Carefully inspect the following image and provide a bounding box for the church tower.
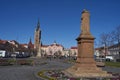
[34,19,41,57]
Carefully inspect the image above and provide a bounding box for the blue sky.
[0,0,120,48]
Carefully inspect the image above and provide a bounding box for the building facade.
[70,46,78,57]
[94,43,120,61]
[108,43,120,61]
[41,41,64,57]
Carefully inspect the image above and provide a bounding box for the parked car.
[0,50,6,57]
[105,55,114,61]
[16,53,30,58]
[0,50,11,58]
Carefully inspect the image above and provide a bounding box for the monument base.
[36,52,41,58]
[63,63,112,78]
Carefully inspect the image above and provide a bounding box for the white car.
[105,55,114,61]
[0,50,6,57]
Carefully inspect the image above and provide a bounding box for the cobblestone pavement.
[0,58,119,80]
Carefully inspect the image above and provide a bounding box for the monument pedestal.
[36,52,41,58]
[64,63,111,78]
[64,34,112,78]
[36,48,41,58]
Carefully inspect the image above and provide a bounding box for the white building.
[41,41,64,56]
[108,43,120,61]
[70,47,78,57]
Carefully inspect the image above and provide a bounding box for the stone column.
[63,9,112,78]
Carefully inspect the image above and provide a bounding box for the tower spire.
[28,37,33,49]
[36,19,40,31]
[29,37,32,44]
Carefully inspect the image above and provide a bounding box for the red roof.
[95,47,104,50]
[0,40,8,44]
[42,45,49,47]
[71,46,77,49]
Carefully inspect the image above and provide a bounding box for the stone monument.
[63,9,112,78]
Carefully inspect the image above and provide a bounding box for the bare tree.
[113,26,120,44]
[107,31,115,46]
[99,32,115,47]
[99,33,109,47]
